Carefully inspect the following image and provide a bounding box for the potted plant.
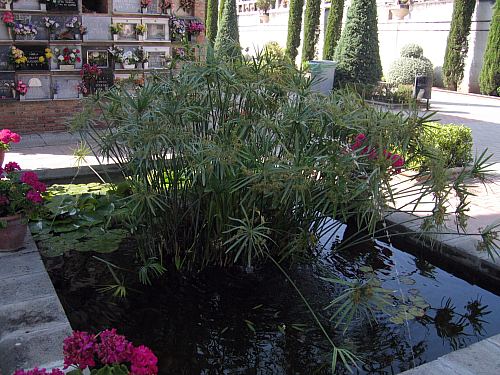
[0,129,21,167]
[2,11,15,39]
[39,0,47,11]
[256,0,272,23]
[169,17,186,42]
[64,16,81,40]
[108,46,124,69]
[8,46,27,69]
[16,80,28,101]
[54,47,81,70]
[180,0,195,13]
[122,50,139,69]
[44,17,60,40]
[13,22,38,41]
[160,0,173,15]
[135,24,147,41]
[141,0,152,13]
[187,20,204,41]
[390,0,411,20]
[80,63,102,95]
[110,23,123,41]
[0,163,46,252]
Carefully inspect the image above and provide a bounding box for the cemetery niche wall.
[0,0,204,101]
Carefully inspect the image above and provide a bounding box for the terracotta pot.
[0,149,4,167]
[0,214,27,252]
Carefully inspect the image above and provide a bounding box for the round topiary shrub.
[387,44,433,85]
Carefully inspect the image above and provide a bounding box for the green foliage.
[301,0,322,63]
[411,123,474,170]
[323,0,345,60]
[334,0,382,85]
[479,1,500,96]
[218,0,226,23]
[256,0,272,13]
[285,0,305,63]
[30,183,130,257]
[263,41,287,62]
[387,44,433,85]
[214,0,241,60]
[442,0,476,90]
[206,0,219,45]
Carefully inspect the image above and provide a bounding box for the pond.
[43,223,500,374]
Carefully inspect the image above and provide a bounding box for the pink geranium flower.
[63,331,97,369]
[4,161,21,173]
[130,345,158,375]
[97,329,134,365]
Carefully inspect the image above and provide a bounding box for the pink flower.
[32,180,47,193]
[390,154,405,173]
[26,190,43,204]
[63,331,97,369]
[4,161,21,173]
[97,329,133,365]
[10,132,21,143]
[20,171,39,186]
[0,129,12,144]
[130,345,158,375]
[352,133,366,150]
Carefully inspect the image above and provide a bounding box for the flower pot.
[5,2,11,10]
[78,93,83,99]
[40,3,46,11]
[0,214,27,252]
[11,89,16,99]
[141,7,147,13]
[7,28,13,40]
[59,64,75,71]
[143,62,149,69]
[0,149,5,167]
[53,94,58,99]
[115,62,122,69]
[122,63,135,69]
[260,14,270,24]
[113,34,119,41]
[390,5,410,20]
[20,95,26,101]
[74,33,81,40]
[138,34,144,41]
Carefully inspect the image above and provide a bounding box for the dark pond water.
[43,224,500,375]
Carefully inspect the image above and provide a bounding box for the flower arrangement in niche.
[180,0,195,12]
[53,47,81,65]
[15,80,28,96]
[159,0,173,14]
[0,129,21,151]
[169,17,186,40]
[9,46,27,66]
[140,0,152,8]
[13,22,38,38]
[44,17,60,32]
[80,63,102,80]
[37,48,53,64]
[122,51,140,66]
[65,16,80,30]
[0,164,46,219]
[135,24,147,36]
[110,23,124,35]
[108,46,125,63]
[187,20,204,35]
[1,11,15,28]
[13,330,158,375]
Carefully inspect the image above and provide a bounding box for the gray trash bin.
[309,60,337,95]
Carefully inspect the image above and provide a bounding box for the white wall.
[237,0,496,93]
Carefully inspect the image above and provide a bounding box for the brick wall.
[0,100,81,134]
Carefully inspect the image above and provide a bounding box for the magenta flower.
[26,190,43,204]
[352,133,366,150]
[31,180,47,193]
[0,129,21,145]
[130,345,158,375]
[4,161,21,173]
[97,329,134,365]
[390,154,405,173]
[63,331,97,369]
[20,171,40,186]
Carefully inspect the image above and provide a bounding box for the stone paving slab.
[0,233,72,375]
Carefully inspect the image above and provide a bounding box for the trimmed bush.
[214,0,240,60]
[264,41,286,61]
[442,0,476,91]
[206,0,219,45]
[285,0,305,63]
[301,0,322,63]
[479,1,500,96]
[323,0,345,60]
[256,0,273,13]
[413,123,473,169]
[334,0,382,85]
[387,44,433,85]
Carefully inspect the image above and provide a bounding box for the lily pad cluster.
[30,183,130,257]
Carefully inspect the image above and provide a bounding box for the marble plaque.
[17,73,51,100]
[50,45,83,70]
[144,46,170,69]
[0,45,13,71]
[113,0,141,13]
[82,16,112,41]
[144,19,169,41]
[47,0,78,11]
[16,45,50,70]
[12,0,40,10]
[53,75,80,99]
[94,68,113,92]
[0,72,15,99]
[14,14,49,41]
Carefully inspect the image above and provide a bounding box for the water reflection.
[44,222,499,374]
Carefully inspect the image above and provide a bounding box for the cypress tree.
[442,0,477,91]
[334,0,382,85]
[214,0,241,59]
[206,0,219,45]
[285,0,305,64]
[219,0,226,25]
[301,0,322,63]
[479,1,499,96]
[323,0,345,60]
